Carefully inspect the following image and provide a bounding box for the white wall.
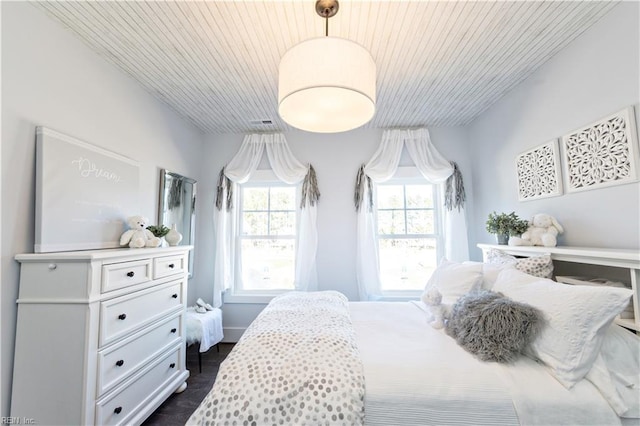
[1,3,204,416]
[197,127,472,340]
[466,1,640,258]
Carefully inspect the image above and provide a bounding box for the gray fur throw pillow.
[445,290,541,363]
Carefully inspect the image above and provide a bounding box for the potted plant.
[147,224,170,246]
[509,217,530,238]
[486,211,528,245]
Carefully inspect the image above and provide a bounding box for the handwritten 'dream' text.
[71,157,123,183]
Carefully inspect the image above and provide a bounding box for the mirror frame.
[158,169,196,277]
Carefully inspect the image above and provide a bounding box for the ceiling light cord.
[316,0,338,37]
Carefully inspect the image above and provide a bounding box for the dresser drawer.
[96,346,182,426]
[16,261,91,300]
[153,254,186,280]
[97,313,182,396]
[100,281,184,347]
[102,259,152,293]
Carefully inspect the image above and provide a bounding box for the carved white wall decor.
[561,107,639,193]
[516,139,563,201]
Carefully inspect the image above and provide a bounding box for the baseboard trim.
[222,327,245,343]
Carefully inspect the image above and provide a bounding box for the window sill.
[222,292,278,304]
[377,291,421,302]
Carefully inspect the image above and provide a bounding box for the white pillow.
[586,325,640,418]
[425,259,482,304]
[464,261,517,290]
[485,248,518,266]
[486,248,553,279]
[482,263,517,290]
[493,269,632,388]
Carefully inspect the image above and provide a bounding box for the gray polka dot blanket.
[187,291,365,426]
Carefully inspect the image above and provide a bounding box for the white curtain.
[213,134,318,307]
[355,128,468,300]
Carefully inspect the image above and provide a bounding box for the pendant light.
[278,0,376,133]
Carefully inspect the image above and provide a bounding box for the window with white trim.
[236,180,298,294]
[376,174,442,294]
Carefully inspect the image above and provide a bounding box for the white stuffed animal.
[119,215,162,248]
[421,286,451,329]
[509,213,564,247]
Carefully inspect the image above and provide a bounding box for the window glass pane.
[241,239,295,290]
[376,179,441,293]
[406,210,434,234]
[270,187,296,210]
[378,238,438,290]
[270,212,296,235]
[242,212,268,235]
[406,185,434,208]
[377,210,406,235]
[377,185,404,209]
[242,187,268,210]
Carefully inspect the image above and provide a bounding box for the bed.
[187,251,640,426]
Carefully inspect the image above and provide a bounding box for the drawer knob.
[114,406,122,415]
[170,328,177,333]
[172,293,178,299]
[118,313,127,320]
[48,263,57,271]
[168,263,175,269]
[115,359,124,367]
[126,271,135,278]
[169,363,176,369]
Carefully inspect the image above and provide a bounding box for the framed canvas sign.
[515,139,563,201]
[561,106,639,193]
[35,127,140,252]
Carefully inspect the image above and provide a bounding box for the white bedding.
[351,301,624,426]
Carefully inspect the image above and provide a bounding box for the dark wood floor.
[142,342,234,426]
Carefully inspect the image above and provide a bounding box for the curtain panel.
[213,134,319,307]
[354,128,469,300]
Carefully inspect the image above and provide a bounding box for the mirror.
[158,169,196,277]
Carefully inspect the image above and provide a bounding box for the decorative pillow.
[485,248,518,266]
[425,259,483,304]
[493,269,633,388]
[464,261,516,290]
[586,324,640,418]
[515,254,553,279]
[445,290,541,363]
[486,248,553,279]
[482,262,517,290]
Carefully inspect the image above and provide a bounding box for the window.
[236,181,297,294]
[376,176,442,293]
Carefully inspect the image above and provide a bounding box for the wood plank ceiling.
[33,1,618,135]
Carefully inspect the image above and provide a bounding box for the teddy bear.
[509,213,564,247]
[119,215,162,248]
[421,286,451,329]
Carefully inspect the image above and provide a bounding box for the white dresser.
[11,246,192,426]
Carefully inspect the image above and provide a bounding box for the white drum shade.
[278,37,376,133]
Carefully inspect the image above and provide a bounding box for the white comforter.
[351,301,623,426]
